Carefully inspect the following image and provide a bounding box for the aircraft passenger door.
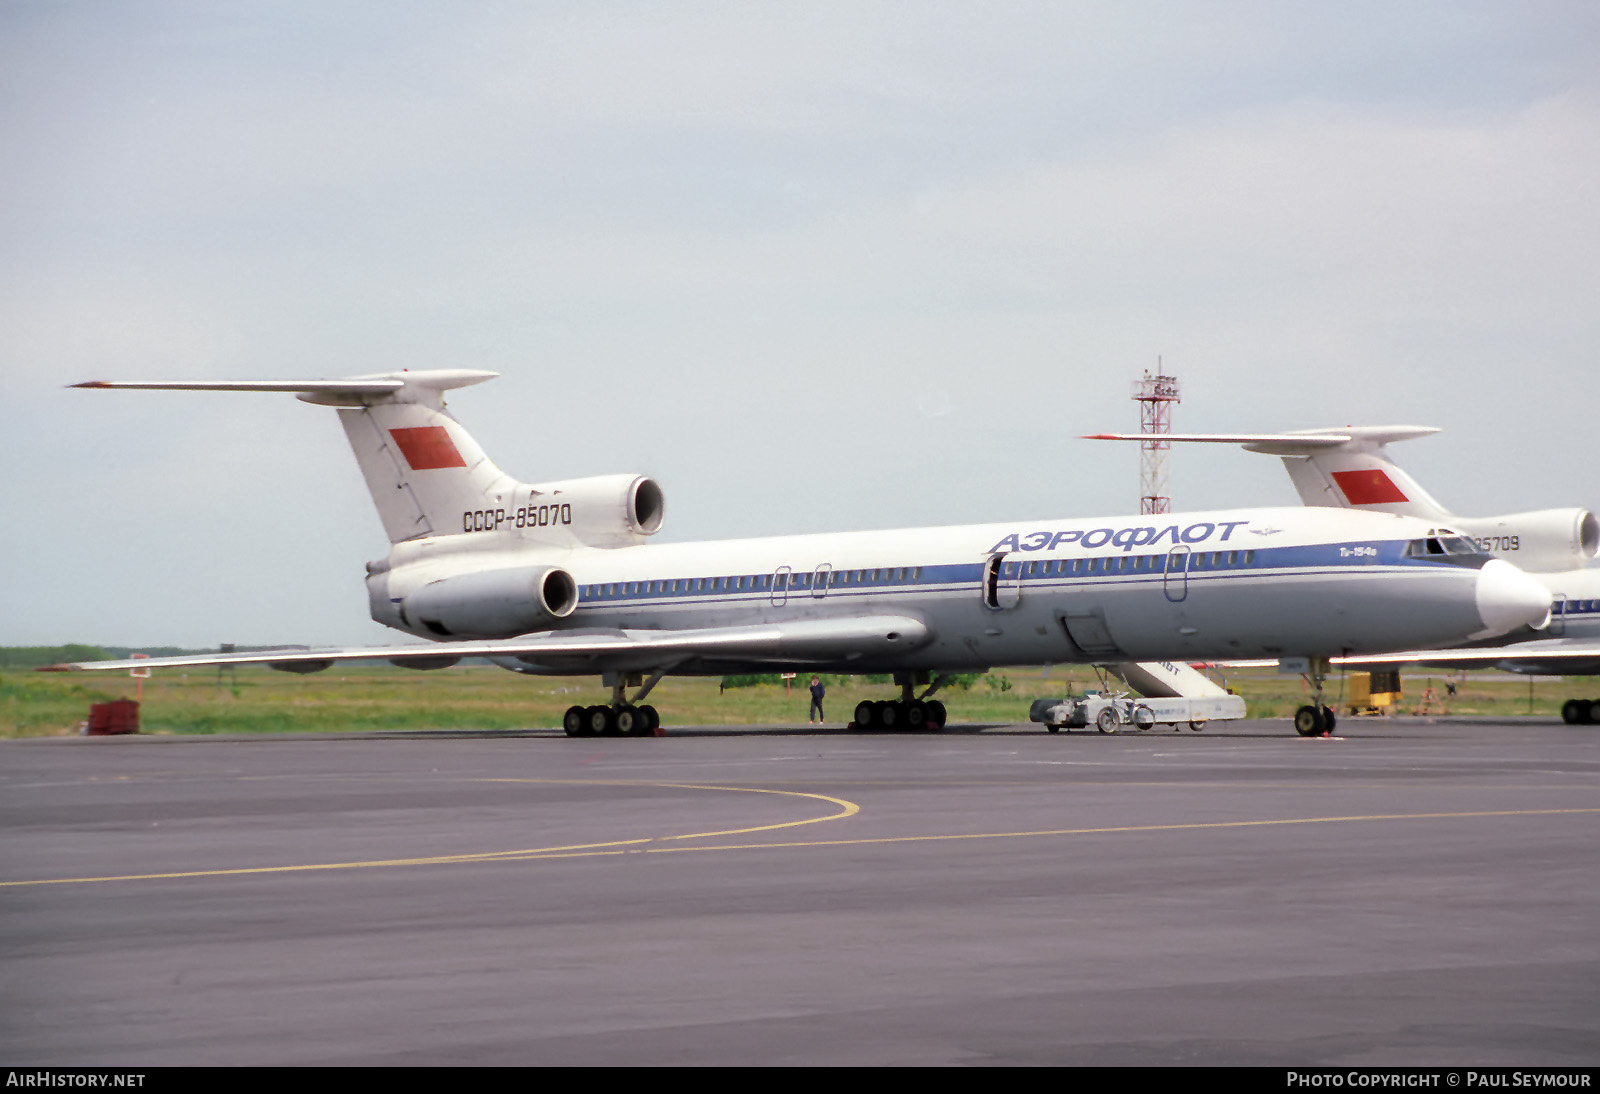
[772,566,792,607]
[1164,546,1191,603]
[983,553,1022,610]
[1549,593,1566,637]
[811,563,832,598]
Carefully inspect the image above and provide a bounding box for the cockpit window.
[1404,534,1489,564]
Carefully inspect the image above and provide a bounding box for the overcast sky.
[4,2,1598,648]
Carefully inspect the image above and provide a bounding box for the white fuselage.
[367,505,1541,676]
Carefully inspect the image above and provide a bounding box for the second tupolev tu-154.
[1090,425,1600,723]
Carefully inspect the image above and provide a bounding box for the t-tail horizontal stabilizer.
[1085,426,1448,516]
[74,370,510,544]
[1086,425,1599,572]
[71,370,667,557]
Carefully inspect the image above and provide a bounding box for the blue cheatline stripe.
[570,539,1466,611]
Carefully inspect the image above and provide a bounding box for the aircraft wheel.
[640,705,660,735]
[928,700,946,727]
[584,705,611,736]
[1586,699,1600,725]
[1188,718,1207,732]
[1561,699,1585,725]
[1321,706,1337,733]
[877,700,899,731]
[853,700,876,730]
[904,700,928,731]
[1132,704,1156,731]
[563,705,587,737]
[1096,708,1119,734]
[1294,704,1325,737]
[1046,724,1060,733]
[615,705,639,736]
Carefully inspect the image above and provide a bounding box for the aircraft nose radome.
[1475,559,1553,637]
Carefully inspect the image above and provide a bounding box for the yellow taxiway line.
[3,779,1594,888]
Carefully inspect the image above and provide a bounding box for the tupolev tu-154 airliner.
[45,370,1553,737]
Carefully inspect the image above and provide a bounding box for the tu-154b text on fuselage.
[46,371,1552,737]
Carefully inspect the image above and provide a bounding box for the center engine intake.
[525,473,664,548]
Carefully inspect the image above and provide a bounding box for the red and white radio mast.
[1132,365,1180,514]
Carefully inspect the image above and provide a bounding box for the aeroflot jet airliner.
[45,371,1552,737]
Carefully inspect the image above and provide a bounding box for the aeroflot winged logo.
[390,426,467,470]
[1331,469,1409,506]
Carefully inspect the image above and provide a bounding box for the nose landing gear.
[1294,658,1338,737]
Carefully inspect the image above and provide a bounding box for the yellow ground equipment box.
[1347,671,1402,716]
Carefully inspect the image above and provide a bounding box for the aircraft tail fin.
[73,370,523,544]
[1085,426,1452,518]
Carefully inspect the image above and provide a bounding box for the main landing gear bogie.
[852,698,946,732]
[563,668,672,738]
[563,703,660,738]
[850,671,955,732]
[1561,698,1600,725]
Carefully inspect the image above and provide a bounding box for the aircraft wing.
[37,615,932,675]
[1335,637,1600,675]
[1214,639,1600,675]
